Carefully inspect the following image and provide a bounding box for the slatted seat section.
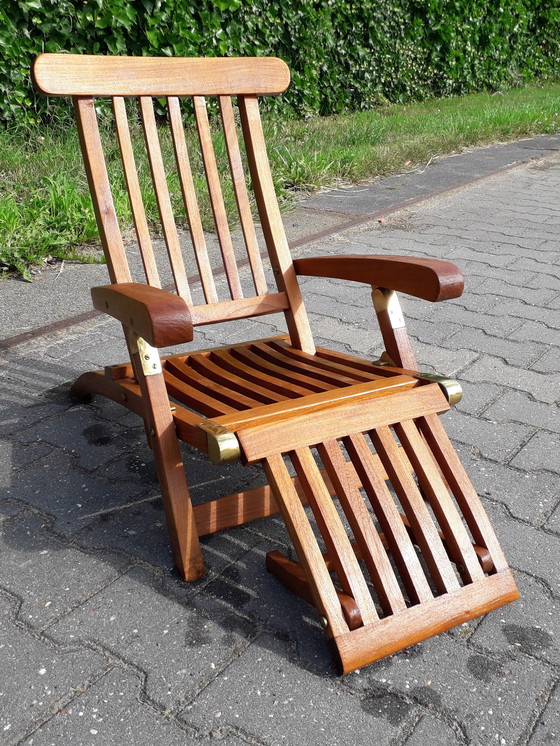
[33,53,518,673]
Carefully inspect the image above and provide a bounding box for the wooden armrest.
[293,255,464,302]
[91,283,193,347]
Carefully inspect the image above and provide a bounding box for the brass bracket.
[131,335,162,377]
[414,373,463,406]
[372,288,406,329]
[198,421,241,465]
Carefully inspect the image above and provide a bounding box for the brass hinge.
[130,335,162,377]
[414,372,463,406]
[198,421,241,465]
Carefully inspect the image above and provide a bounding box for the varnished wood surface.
[294,255,464,302]
[334,571,519,674]
[33,54,290,96]
[91,283,193,347]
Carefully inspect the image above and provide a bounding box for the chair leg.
[129,335,205,581]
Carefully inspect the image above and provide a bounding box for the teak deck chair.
[32,53,518,673]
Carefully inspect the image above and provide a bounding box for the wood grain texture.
[91,283,193,347]
[334,571,519,673]
[113,96,160,287]
[263,453,349,637]
[140,96,192,303]
[168,96,218,303]
[219,95,268,295]
[290,447,379,625]
[33,54,291,97]
[236,383,447,463]
[238,95,315,353]
[194,95,243,300]
[294,255,464,301]
[73,98,131,284]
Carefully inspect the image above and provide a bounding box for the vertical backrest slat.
[73,97,132,284]
[193,95,244,300]
[238,95,314,353]
[139,96,192,303]
[219,95,268,296]
[167,96,218,303]
[113,97,161,288]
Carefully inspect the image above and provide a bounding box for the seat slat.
[252,342,366,387]
[370,426,461,595]
[394,420,485,583]
[188,353,285,404]
[231,346,331,392]
[210,349,313,398]
[166,359,262,410]
[194,95,243,300]
[113,97,160,287]
[317,441,407,615]
[139,97,192,303]
[290,447,379,625]
[219,95,268,296]
[418,414,510,573]
[271,340,382,382]
[168,96,218,303]
[344,433,434,604]
[162,369,236,417]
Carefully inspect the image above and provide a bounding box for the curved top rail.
[32,54,290,97]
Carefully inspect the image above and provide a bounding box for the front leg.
[371,288,417,370]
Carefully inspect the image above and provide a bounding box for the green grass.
[1,81,559,280]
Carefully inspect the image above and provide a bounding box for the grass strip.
[1,81,559,280]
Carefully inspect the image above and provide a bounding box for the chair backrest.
[32,54,314,352]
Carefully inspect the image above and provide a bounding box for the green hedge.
[1,0,559,125]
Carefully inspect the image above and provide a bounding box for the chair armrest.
[91,283,193,347]
[293,255,464,302]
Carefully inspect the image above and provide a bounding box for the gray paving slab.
[0,513,129,630]
[0,594,108,744]
[342,634,554,746]
[181,633,409,745]
[529,684,560,745]
[47,567,255,710]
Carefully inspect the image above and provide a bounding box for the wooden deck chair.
[32,54,518,673]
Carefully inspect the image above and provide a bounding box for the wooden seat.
[32,53,518,673]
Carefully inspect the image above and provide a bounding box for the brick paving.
[1,140,559,745]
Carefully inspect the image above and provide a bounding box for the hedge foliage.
[1,0,559,125]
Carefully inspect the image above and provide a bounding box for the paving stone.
[23,667,208,746]
[16,407,132,472]
[48,567,253,710]
[0,594,107,742]
[531,347,560,374]
[485,502,560,596]
[545,503,560,534]
[0,451,145,535]
[471,572,559,666]
[461,356,560,404]
[0,514,128,629]
[510,431,560,473]
[447,328,545,367]
[454,381,504,417]
[343,633,553,746]
[483,390,560,434]
[405,713,462,745]
[509,319,560,347]
[443,410,532,464]
[181,633,406,744]
[453,443,560,525]
[410,342,478,376]
[529,684,560,745]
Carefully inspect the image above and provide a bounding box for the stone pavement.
[1,136,559,745]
